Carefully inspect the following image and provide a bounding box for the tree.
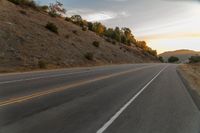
[168,56,179,63]
[92,22,106,35]
[136,41,148,50]
[71,15,82,22]
[189,55,200,63]
[159,56,164,63]
[87,22,93,31]
[49,1,66,17]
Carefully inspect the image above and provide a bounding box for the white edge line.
[96,65,168,133]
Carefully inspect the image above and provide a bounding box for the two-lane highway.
[0,64,199,133]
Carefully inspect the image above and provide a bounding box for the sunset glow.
[37,0,200,53]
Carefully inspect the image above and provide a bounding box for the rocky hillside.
[0,0,158,72]
[160,50,200,63]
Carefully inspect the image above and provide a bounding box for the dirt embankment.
[178,63,200,109]
[179,63,200,95]
[0,0,159,73]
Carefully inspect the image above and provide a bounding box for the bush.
[19,10,27,15]
[72,30,77,35]
[92,41,100,48]
[189,56,200,63]
[82,26,88,31]
[168,56,179,63]
[158,56,164,63]
[38,60,47,69]
[105,38,111,43]
[8,0,37,9]
[112,41,116,45]
[48,11,58,17]
[45,22,58,34]
[65,17,71,22]
[84,52,94,60]
[40,5,48,12]
[65,35,70,39]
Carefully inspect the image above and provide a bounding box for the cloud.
[84,12,117,21]
[67,9,129,22]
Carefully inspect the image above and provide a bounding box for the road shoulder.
[177,64,200,110]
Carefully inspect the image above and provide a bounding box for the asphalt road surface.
[0,63,199,133]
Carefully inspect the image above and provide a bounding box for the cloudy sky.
[37,0,200,53]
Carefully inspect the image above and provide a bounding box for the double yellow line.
[0,65,157,107]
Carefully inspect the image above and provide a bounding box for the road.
[0,63,199,133]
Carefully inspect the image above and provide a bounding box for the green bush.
[8,0,37,9]
[65,35,70,39]
[168,56,179,63]
[189,56,200,63]
[48,11,58,17]
[65,17,71,22]
[40,5,48,12]
[19,10,27,15]
[38,60,47,69]
[84,52,94,60]
[92,41,100,48]
[72,30,77,35]
[158,56,164,63]
[112,41,116,45]
[45,22,58,34]
[82,26,88,31]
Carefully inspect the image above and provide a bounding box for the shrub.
[38,60,47,69]
[65,17,71,22]
[168,56,179,63]
[112,41,116,45]
[158,56,164,63]
[65,35,70,39]
[48,11,58,17]
[189,56,200,63]
[72,30,77,35]
[45,22,58,34]
[82,26,88,31]
[105,38,112,43]
[40,5,48,12]
[84,52,94,60]
[19,10,27,15]
[147,49,157,57]
[8,0,37,9]
[92,41,100,48]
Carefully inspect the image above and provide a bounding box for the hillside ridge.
[0,0,159,72]
[160,49,200,62]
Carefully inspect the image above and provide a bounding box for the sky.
[36,0,200,54]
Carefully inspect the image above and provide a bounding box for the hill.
[160,50,200,63]
[0,0,158,72]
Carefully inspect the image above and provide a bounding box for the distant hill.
[0,0,158,72]
[159,50,200,63]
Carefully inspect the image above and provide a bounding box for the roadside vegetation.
[8,0,37,8]
[84,52,94,60]
[189,55,200,63]
[45,22,58,34]
[2,0,159,72]
[168,56,179,63]
[178,55,200,96]
[158,56,164,63]
[8,0,157,57]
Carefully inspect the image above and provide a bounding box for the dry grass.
[179,63,200,95]
[0,0,158,73]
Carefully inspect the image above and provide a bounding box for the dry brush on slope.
[0,0,159,72]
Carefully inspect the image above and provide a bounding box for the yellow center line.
[0,65,158,107]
